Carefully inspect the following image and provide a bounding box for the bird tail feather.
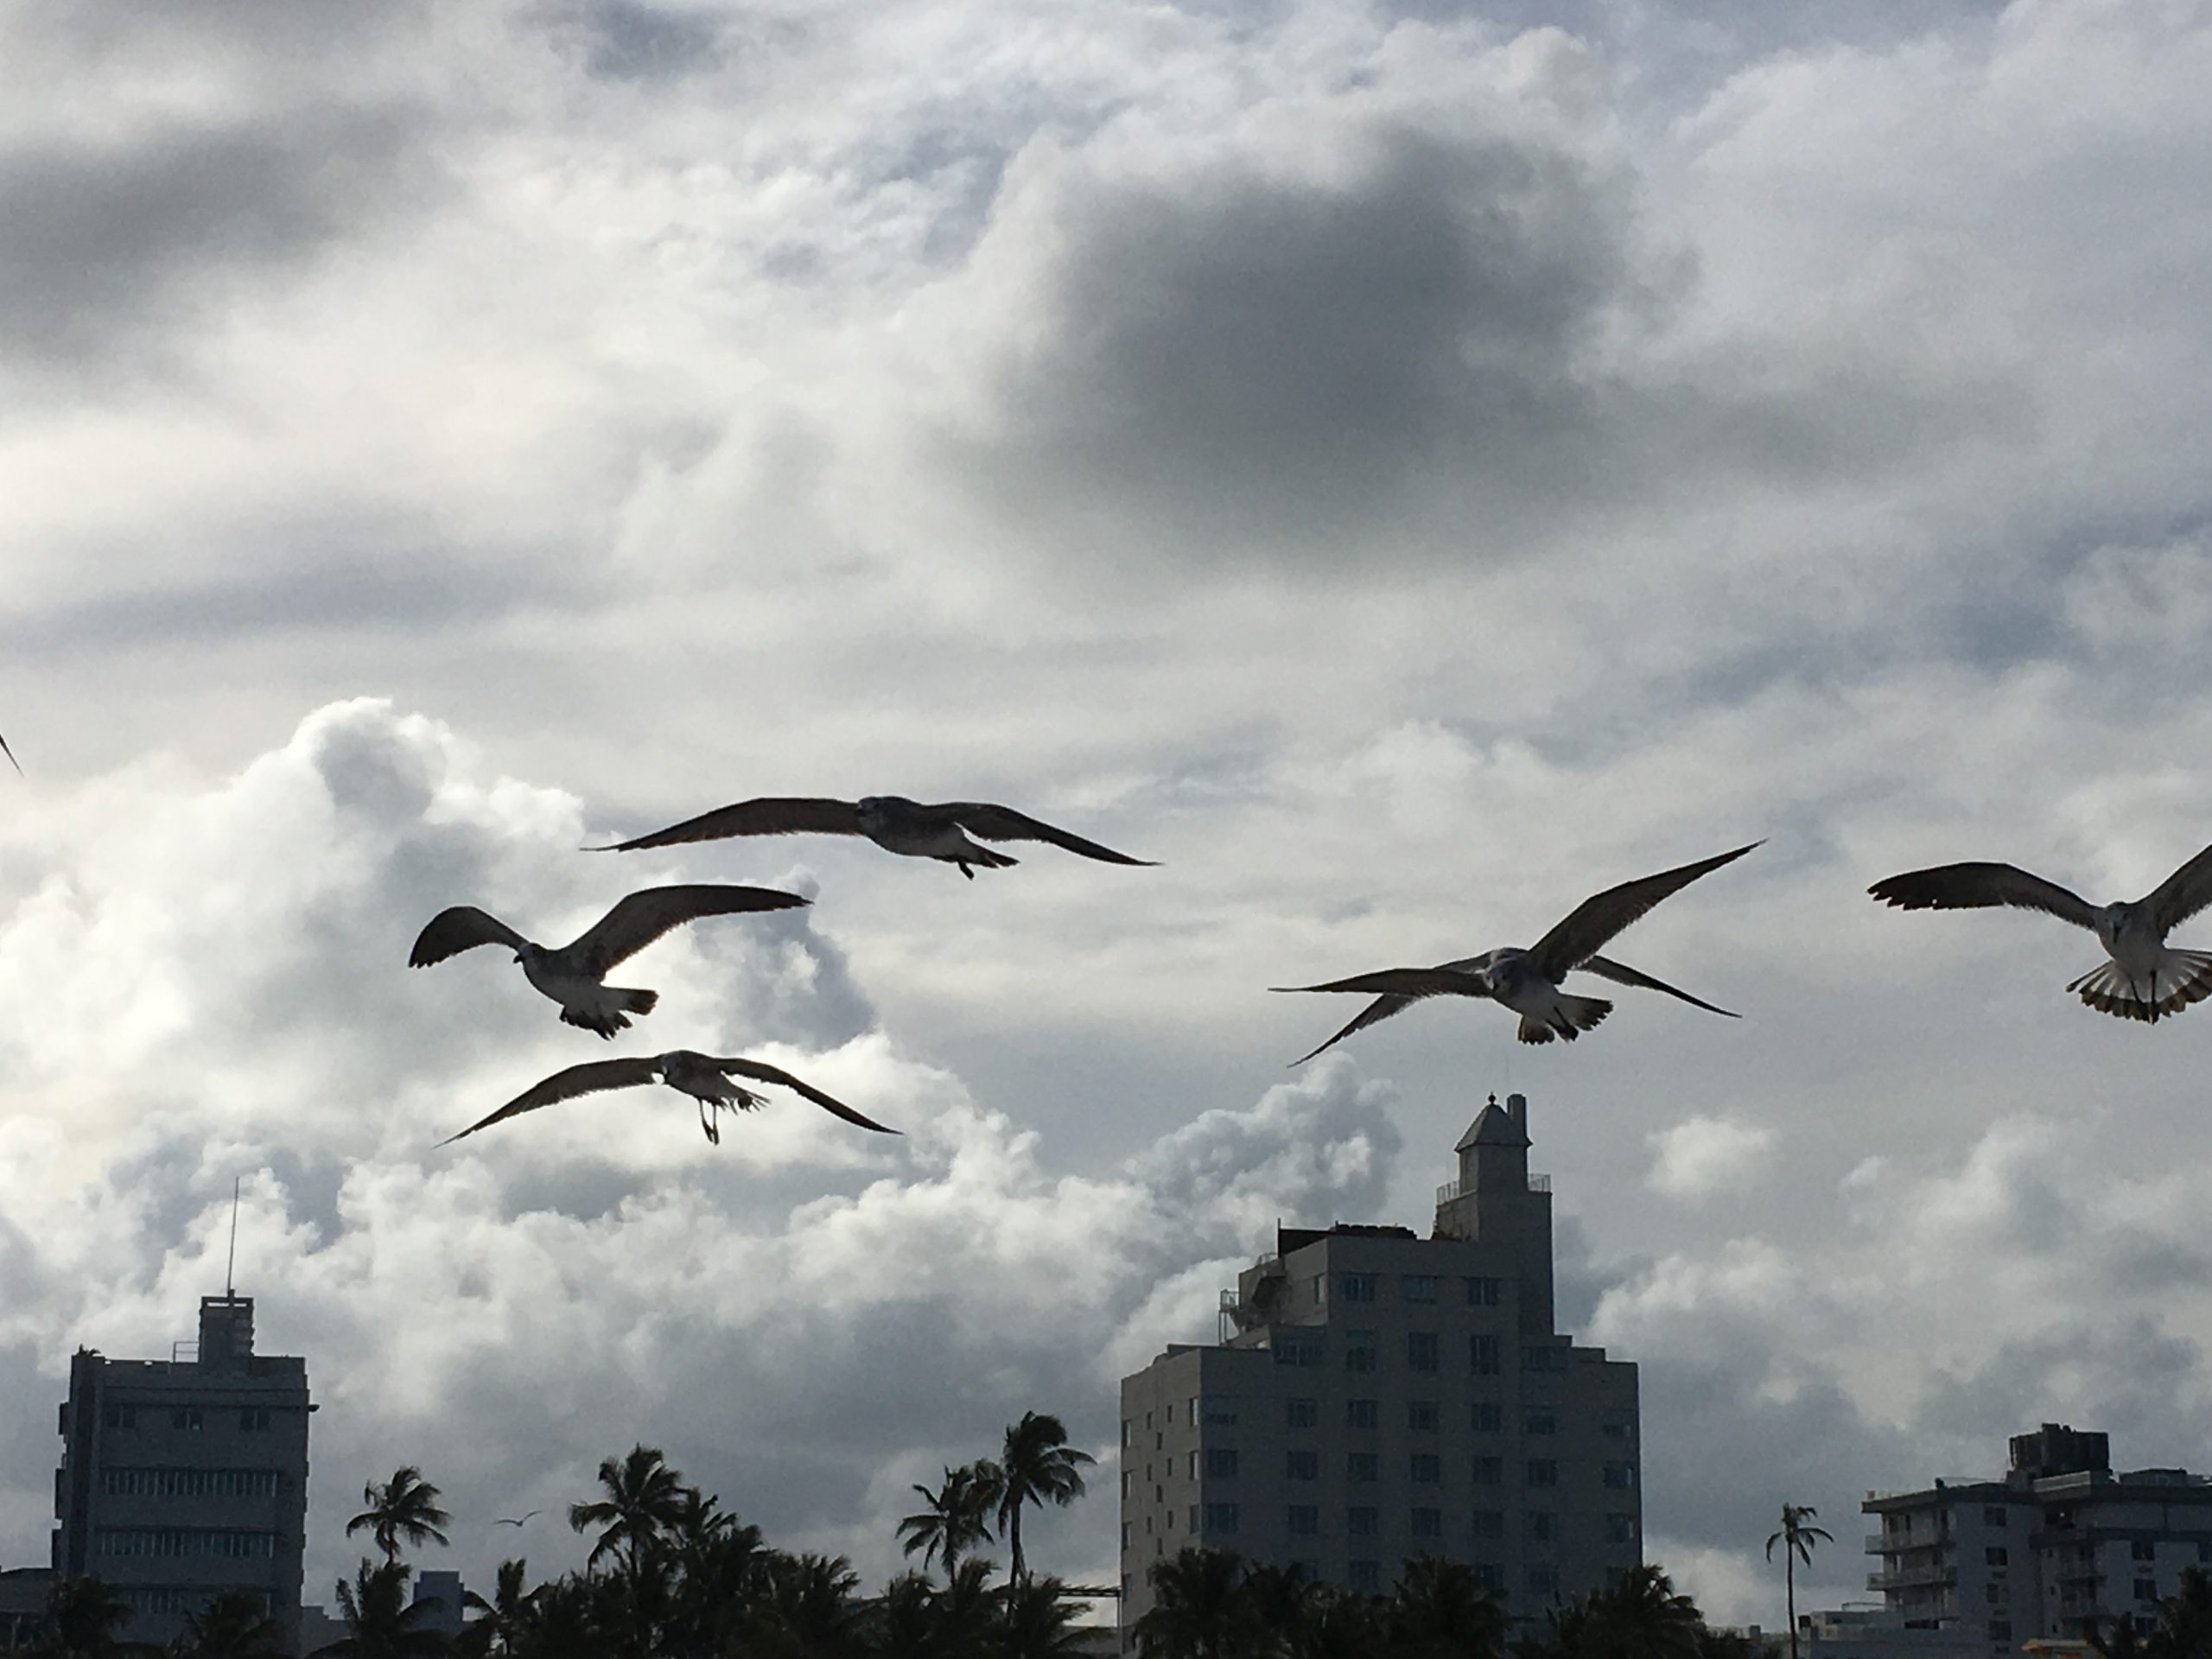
[2068,952,2212,1022]
[1517,995,1611,1045]
[948,847,1019,870]
[560,987,658,1039]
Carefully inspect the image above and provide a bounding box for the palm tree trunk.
[1010,1503,1025,1583]
[1787,1553,1798,1659]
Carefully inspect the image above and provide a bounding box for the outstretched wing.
[1577,955,1739,1018]
[0,730,18,775]
[564,884,809,976]
[1274,963,1493,1001]
[1280,952,1501,1065]
[591,798,863,853]
[1867,861,2099,931]
[1529,842,1761,982]
[410,906,531,967]
[942,803,1157,866]
[2147,843,2212,934]
[709,1058,899,1134]
[438,1059,661,1145]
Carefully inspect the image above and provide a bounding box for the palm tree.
[742,1551,864,1659]
[1764,1503,1833,1659]
[993,1413,1096,1583]
[1287,1586,1388,1659]
[346,1468,453,1567]
[2152,1565,2212,1656]
[1390,1554,1506,1659]
[172,1590,286,1658]
[898,1463,999,1579]
[992,1574,1095,1658]
[454,1560,534,1658]
[315,1560,449,1658]
[1576,1563,1703,1659]
[1132,1547,1244,1659]
[567,1445,688,1584]
[29,1575,145,1658]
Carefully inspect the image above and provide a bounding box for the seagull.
[1868,844,2212,1023]
[1275,842,1758,1051]
[493,1511,540,1528]
[438,1051,899,1145]
[592,795,1155,879]
[408,885,807,1038]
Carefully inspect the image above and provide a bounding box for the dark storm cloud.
[0,107,446,372]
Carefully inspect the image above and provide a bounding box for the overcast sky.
[6,0,2212,1630]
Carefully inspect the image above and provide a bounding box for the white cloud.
[1646,1114,1777,1201]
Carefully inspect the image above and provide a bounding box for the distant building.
[1117,1092,1640,1642]
[52,1292,313,1652]
[1800,1605,1981,1659]
[412,1568,467,1637]
[0,1566,55,1649]
[1864,1422,2212,1653]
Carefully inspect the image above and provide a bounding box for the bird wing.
[940,803,1158,866]
[437,1059,662,1145]
[590,798,863,852]
[410,906,531,967]
[709,1058,900,1134]
[563,884,810,976]
[1273,965,1493,999]
[2147,842,2212,934]
[1866,861,2099,931]
[1577,955,1739,1018]
[1277,952,1501,1065]
[1528,841,1761,982]
[0,730,18,775]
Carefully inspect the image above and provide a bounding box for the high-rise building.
[1117,1092,1639,1639]
[1864,1422,2212,1652]
[52,1292,314,1652]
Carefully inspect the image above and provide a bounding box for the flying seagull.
[408,885,807,1038]
[493,1511,540,1528]
[593,795,1154,879]
[438,1051,899,1145]
[1868,844,2212,1023]
[1275,842,1758,1051]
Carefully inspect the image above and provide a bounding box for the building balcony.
[1867,1533,1945,1555]
[1867,1564,1957,1592]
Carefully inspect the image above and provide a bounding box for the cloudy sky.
[6,0,2212,1630]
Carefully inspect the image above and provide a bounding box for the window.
[1603,1462,1637,1490]
[1347,1453,1379,1483]
[1472,1509,1503,1539]
[1989,1624,2012,1644]
[1523,1346,1567,1373]
[1986,1547,2008,1567]
[1985,1506,2009,1528]
[1601,1409,1636,1442]
[1120,1473,1132,1499]
[1349,1560,1381,1592]
[1345,1331,1378,1373]
[2132,1541,2158,1562]
[1202,1396,1239,1426]
[1408,1401,1439,1433]
[102,1405,137,1430]
[1286,1398,1318,1429]
[1984,1585,2001,1605]
[1346,1507,1378,1538]
[1527,1459,1559,1488]
[1287,1505,1319,1536]
[169,1409,203,1432]
[1527,1510,1555,1543]
[1466,1276,1502,1306]
[1121,1522,1130,1550]
[1407,1332,1440,1372]
[1167,1403,1176,1423]
[1471,1563,1503,1591]
[1185,1452,1197,1479]
[1470,1335,1501,1375]
[99,1469,279,1499]
[1471,1457,1503,1486]
[1122,1420,1131,1447]
[2200,1541,2212,1566]
[1346,1399,1378,1430]
[1287,1450,1319,1481]
[1274,1338,1322,1368]
[1523,1408,1556,1435]
[1528,1567,1560,1595]
[1341,1274,1377,1302]
[1203,1503,1239,1535]
[1205,1449,1239,1479]
[1606,1513,1637,1544]
[1471,1402,1503,1433]
[1410,1454,1441,1485]
[2136,1580,2158,1603]
[1411,1507,1441,1538]
[1401,1274,1438,1303]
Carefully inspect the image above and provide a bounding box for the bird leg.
[698,1099,721,1144]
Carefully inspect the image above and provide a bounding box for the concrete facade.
[1118,1093,1639,1639]
[52,1293,313,1652]
[1864,1423,2212,1652]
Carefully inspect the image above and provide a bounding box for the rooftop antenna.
[225,1176,241,1299]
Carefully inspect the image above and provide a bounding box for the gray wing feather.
[942,803,1157,865]
[410,906,531,967]
[1529,842,1761,982]
[438,1058,662,1145]
[592,798,863,853]
[0,730,18,775]
[1577,955,1739,1018]
[564,885,810,976]
[2147,843,2212,934]
[1278,952,1500,1065]
[709,1058,899,1134]
[1867,861,2099,931]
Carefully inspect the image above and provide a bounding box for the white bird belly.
[521,958,613,1016]
[871,823,988,861]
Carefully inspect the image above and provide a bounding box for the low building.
[0,1567,56,1649]
[1118,1092,1640,1641]
[1800,1605,1981,1659]
[1865,1422,2212,1653]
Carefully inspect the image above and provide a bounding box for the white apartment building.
[1118,1092,1639,1640]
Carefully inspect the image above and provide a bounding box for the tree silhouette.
[315,1560,449,1658]
[29,1575,148,1659]
[1133,1547,1246,1659]
[566,1445,686,1584]
[346,1468,453,1567]
[1764,1503,1833,1659]
[993,1413,1096,1583]
[455,1560,535,1659]
[172,1590,286,1659]
[1389,1554,1505,1659]
[897,1464,998,1579]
